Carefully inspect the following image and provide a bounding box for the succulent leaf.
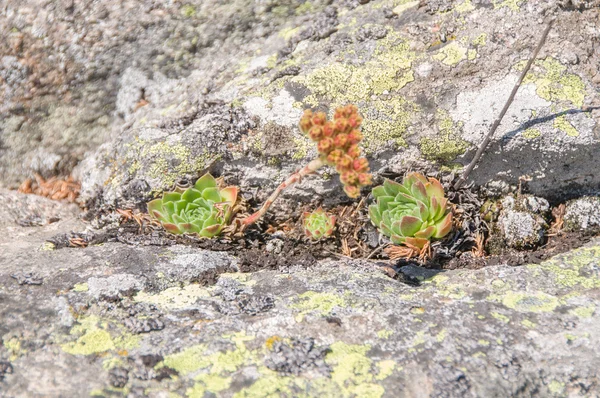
[147,173,238,237]
[303,208,336,240]
[369,172,453,248]
[194,173,218,191]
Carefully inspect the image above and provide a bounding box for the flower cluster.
[299,104,372,198]
[303,208,336,240]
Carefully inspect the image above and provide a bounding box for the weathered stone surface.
[3,0,597,206]
[0,0,308,188]
[564,196,600,231]
[496,195,549,249]
[64,0,599,210]
[1,202,600,397]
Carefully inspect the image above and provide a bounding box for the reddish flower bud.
[317,137,334,154]
[334,119,348,134]
[347,144,360,159]
[352,158,369,173]
[358,173,372,186]
[299,115,313,134]
[334,108,344,120]
[326,149,344,165]
[323,121,335,137]
[333,133,348,148]
[343,184,360,198]
[309,126,323,141]
[347,129,363,144]
[340,171,358,185]
[347,114,363,128]
[336,155,353,172]
[312,112,326,126]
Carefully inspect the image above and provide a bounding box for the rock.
[495,195,549,250]
[0,189,80,227]
[2,209,600,396]
[2,0,596,207]
[497,210,546,249]
[87,274,146,301]
[564,196,600,231]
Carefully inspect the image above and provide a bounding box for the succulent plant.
[243,104,372,228]
[147,173,237,237]
[303,208,336,240]
[299,105,372,198]
[369,172,453,248]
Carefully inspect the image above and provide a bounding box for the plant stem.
[453,19,554,190]
[242,158,325,227]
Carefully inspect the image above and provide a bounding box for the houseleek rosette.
[369,172,453,248]
[147,173,237,237]
[303,208,336,240]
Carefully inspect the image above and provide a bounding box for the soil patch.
[47,172,599,283]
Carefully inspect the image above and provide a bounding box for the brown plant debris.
[549,203,566,235]
[18,174,80,203]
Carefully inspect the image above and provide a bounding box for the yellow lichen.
[433,42,468,66]
[455,0,475,12]
[420,109,469,163]
[522,128,541,139]
[521,319,536,328]
[553,115,579,137]
[493,0,524,11]
[134,284,211,310]
[519,57,586,107]
[290,291,346,322]
[61,316,140,356]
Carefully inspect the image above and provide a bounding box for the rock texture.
[2,1,600,397]
[2,0,599,206]
[1,191,600,397]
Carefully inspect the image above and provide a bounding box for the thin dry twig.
[472,232,486,257]
[549,203,566,234]
[454,19,554,190]
[385,244,420,260]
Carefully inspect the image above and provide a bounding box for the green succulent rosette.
[303,208,336,240]
[369,172,453,248]
[147,173,238,237]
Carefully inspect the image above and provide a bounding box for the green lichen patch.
[522,128,541,139]
[455,0,475,13]
[122,139,220,194]
[72,282,89,292]
[433,42,468,66]
[61,315,140,356]
[553,115,579,137]
[134,284,211,310]
[472,33,487,47]
[392,0,419,15]
[518,57,587,107]
[533,245,600,289]
[292,28,418,151]
[160,332,255,379]
[420,110,469,163]
[491,291,560,313]
[187,374,232,398]
[290,291,346,322]
[493,0,525,11]
[570,305,596,318]
[325,342,395,397]
[3,337,25,361]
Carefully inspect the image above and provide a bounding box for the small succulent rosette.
[147,173,238,237]
[369,172,453,248]
[303,208,336,240]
